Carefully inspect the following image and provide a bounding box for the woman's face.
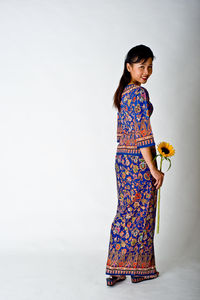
[126,57,153,86]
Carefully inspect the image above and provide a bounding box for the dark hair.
[113,44,156,112]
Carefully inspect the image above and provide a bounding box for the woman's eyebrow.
[140,63,153,66]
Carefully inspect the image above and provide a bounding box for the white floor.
[0,250,199,300]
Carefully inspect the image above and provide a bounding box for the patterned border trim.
[116,152,142,156]
[137,136,155,148]
[131,272,159,281]
[106,265,157,276]
[116,149,142,155]
[116,142,155,155]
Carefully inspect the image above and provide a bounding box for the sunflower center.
[161,147,170,154]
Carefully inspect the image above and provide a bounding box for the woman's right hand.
[150,167,165,190]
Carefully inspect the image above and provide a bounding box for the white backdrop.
[0,0,199,299]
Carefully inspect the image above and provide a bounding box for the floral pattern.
[105,153,159,278]
[117,84,155,155]
[105,83,159,279]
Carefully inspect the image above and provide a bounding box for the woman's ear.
[126,62,130,72]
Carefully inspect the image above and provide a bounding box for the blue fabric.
[105,84,159,278]
[116,84,155,155]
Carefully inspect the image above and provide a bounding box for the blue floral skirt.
[105,153,159,279]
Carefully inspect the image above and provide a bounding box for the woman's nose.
[144,70,150,75]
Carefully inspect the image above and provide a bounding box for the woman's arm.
[140,146,164,189]
[129,87,164,189]
[140,146,157,171]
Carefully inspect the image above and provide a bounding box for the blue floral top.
[116,83,155,155]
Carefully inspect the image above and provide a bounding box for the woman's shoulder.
[127,85,149,102]
[122,84,140,98]
[140,86,149,97]
[121,85,149,109]
[134,85,148,96]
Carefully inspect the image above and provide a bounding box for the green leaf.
[152,154,161,161]
[165,157,171,172]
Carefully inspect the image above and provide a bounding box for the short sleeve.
[134,88,155,148]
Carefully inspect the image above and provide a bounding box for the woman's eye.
[139,66,152,69]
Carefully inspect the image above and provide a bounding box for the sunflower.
[157,142,175,157]
[152,141,175,234]
[153,141,175,172]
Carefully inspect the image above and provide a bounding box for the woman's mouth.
[142,77,148,80]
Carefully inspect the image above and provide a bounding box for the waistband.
[116,149,143,156]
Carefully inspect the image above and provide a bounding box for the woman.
[105,45,164,286]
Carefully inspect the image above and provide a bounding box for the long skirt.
[105,152,159,279]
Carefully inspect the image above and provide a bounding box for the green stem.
[156,156,163,234]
